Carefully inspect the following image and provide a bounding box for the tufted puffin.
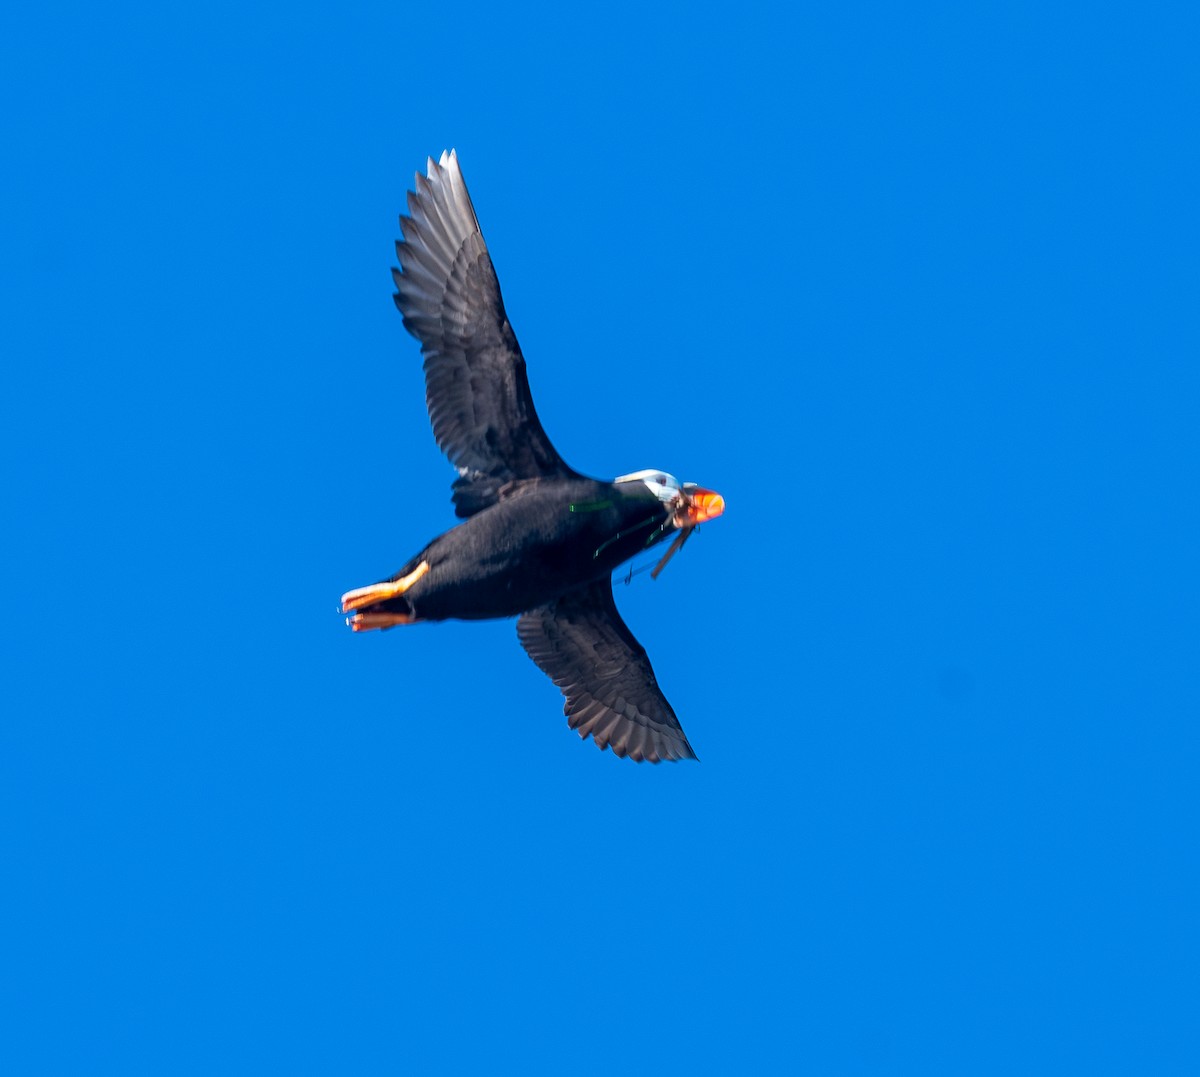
[341,151,724,763]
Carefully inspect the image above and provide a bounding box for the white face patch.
[614,469,682,505]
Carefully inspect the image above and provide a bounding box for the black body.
[374,480,671,622]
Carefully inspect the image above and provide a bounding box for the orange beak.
[683,487,725,525]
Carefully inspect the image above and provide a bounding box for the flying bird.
[341,151,724,763]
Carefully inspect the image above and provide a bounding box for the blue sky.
[3,1,1197,1072]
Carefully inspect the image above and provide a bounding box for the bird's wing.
[517,580,698,763]
[393,150,578,517]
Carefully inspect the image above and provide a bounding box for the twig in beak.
[650,525,694,580]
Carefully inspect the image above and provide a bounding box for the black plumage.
[341,151,723,764]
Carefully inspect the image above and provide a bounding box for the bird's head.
[614,469,725,526]
[614,470,725,578]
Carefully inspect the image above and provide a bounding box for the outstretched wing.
[393,150,578,516]
[517,580,698,763]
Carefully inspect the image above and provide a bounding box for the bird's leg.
[346,611,415,632]
[341,560,430,612]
